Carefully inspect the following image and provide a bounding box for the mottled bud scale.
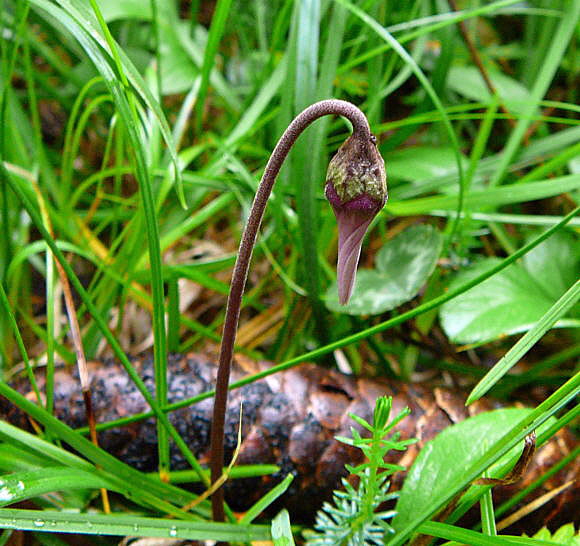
[325,132,387,305]
[325,134,387,206]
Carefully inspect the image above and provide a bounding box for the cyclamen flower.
[325,133,387,305]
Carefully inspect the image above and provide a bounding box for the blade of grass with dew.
[467,279,580,404]
[0,389,207,519]
[0,509,270,542]
[0,468,118,507]
[0,426,207,520]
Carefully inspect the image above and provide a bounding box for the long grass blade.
[195,0,234,132]
[488,0,580,187]
[0,509,270,542]
[467,279,580,404]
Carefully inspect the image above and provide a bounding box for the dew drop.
[169,526,177,537]
[33,519,45,527]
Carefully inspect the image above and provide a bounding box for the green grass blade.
[480,488,497,537]
[428,211,580,227]
[1,162,206,485]
[488,0,580,187]
[0,509,270,542]
[283,0,327,341]
[157,465,279,485]
[85,0,171,476]
[0,401,205,518]
[467,279,580,404]
[0,468,112,507]
[239,474,294,524]
[388,175,580,216]
[36,0,185,202]
[0,282,41,403]
[418,522,559,546]
[195,0,234,132]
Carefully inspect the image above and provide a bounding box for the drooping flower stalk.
[209,99,387,521]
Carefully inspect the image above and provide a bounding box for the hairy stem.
[210,99,372,522]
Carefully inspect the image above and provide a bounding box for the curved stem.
[209,99,371,521]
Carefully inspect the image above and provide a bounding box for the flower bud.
[325,133,387,305]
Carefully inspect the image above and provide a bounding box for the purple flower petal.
[324,132,387,305]
[326,182,382,304]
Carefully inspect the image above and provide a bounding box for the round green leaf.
[393,408,532,533]
[522,230,580,304]
[439,259,554,344]
[325,224,442,315]
[440,230,579,344]
[447,66,531,115]
[385,147,468,183]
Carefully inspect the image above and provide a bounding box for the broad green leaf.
[385,147,467,182]
[158,20,199,95]
[548,524,578,545]
[440,259,553,343]
[448,66,531,115]
[391,374,579,546]
[467,279,580,404]
[393,409,532,533]
[531,524,579,545]
[522,230,580,304]
[440,231,580,344]
[325,224,442,315]
[99,0,152,21]
[271,510,296,546]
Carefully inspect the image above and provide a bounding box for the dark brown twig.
[209,100,372,522]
